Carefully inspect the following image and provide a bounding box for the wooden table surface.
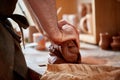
[22,42,120,76]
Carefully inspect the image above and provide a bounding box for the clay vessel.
[48,40,81,64]
[99,32,112,50]
[29,26,38,42]
[111,36,120,51]
[33,33,46,50]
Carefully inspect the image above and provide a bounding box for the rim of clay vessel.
[100,32,109,36]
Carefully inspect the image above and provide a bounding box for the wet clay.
[48,40,107,65]
[48,40,81,64]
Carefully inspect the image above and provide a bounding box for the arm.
[23,0,62,43]
[23,0,79,47]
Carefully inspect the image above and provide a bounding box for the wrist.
[50,31,63,44]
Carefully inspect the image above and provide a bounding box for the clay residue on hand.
[48,40,81,64]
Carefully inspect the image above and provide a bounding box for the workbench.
[22,42,120,79]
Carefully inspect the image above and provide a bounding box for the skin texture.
[24,0,80,47]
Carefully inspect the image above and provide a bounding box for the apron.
[0,0,29,79]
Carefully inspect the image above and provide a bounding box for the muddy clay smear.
[48,40,107,65]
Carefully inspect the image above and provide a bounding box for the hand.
[58,20,80,48]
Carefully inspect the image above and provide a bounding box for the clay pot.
[33,33,46,50]
[99,32,112,50]
[111,36,120,51]
[29,26,38,42]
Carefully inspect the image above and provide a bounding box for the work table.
[22,42,120,78]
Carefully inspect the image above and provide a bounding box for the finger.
[58,20,68,29]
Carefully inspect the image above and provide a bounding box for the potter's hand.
[58,20,80,48]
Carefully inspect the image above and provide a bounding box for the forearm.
[24,0,62,43]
